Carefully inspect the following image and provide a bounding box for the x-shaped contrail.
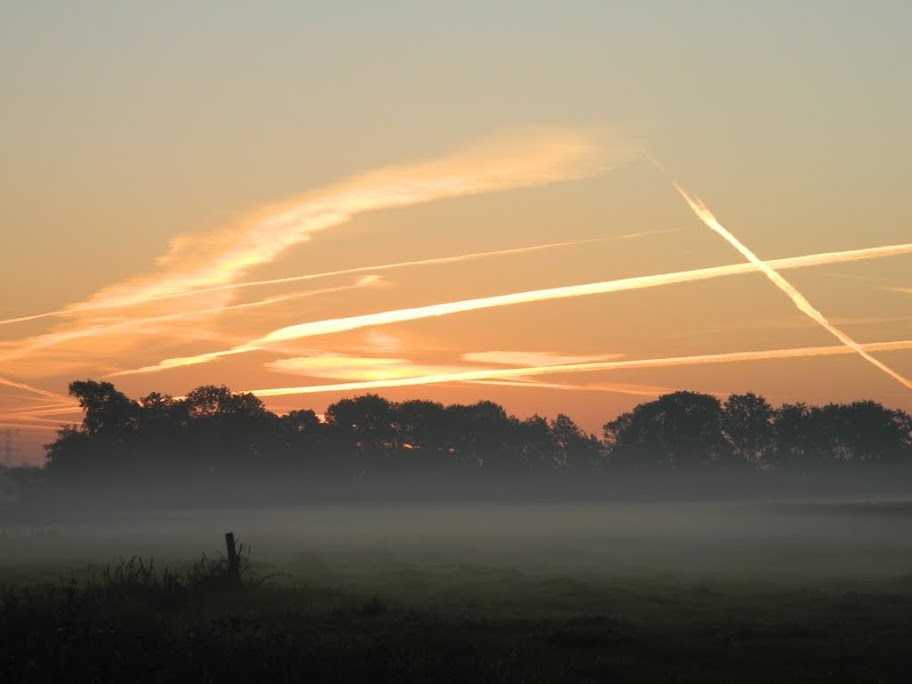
[110,240,912,377]
[672,181,912,391]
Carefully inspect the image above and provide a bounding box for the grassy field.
[3,501,912,682]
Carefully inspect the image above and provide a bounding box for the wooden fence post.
[225,531,240,582]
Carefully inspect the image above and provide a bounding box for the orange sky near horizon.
[2,2,910,464]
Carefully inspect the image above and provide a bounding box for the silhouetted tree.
[44,381,140,478]
[69,380,138,438]
[132,392,188,468]
[551,414,603,472]
[282,408,321,434]
[44,425,94,476]
[833,401,911,463]
[38,378,912,503]
[771,403,839,469]
[604,391,729,469]
[278,409,327,470]
[393,399,452,464]
[794,401,911,465]
[325,394,398,472]
[183,385,268,419]
[722,393,775,467]
[446,401,521,473]
[770,402,810,467]
[517,415,558,473]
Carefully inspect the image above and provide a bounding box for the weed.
[361,593,386,616]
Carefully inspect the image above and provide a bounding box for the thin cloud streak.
[463,351,621,366]
[0,234,664,328]
[668,314,912,340]
[0,422,62,432]
[466,378,672,396]
[673,181,912,391]
[244,339,912,398]
[1,283,367,363]
[2,414,76,425]
[114,241,912,376]
[0,401,81,434]
[0,233,661,328]
[0,376,69,402]
[2,403,85,419]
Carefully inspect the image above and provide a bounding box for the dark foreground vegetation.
[4,547,912,683]
[2,380,910,509]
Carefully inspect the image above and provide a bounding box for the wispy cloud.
[3,127,629,380]
[32,127,627,314]
[265,354,470,382]
[263,350,649,392]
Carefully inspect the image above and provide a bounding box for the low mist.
[4,499,912,585]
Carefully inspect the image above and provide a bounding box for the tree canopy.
[38,381,912,491]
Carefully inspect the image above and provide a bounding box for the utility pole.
[2,429,19,468]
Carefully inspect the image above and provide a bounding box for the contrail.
[672,181,912,390]
[0,310,68,326]
[0,376,69,401]
[2,413,77,424]
[0,233,657,327]
[1,402,81,418]
[243,339,912,397]
[112,241,912,376]
[0,422,62,432]
[464,378,672,397]
[1,282,367,361]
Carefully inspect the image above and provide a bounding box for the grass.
[3,548,912,683]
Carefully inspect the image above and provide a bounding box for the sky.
[2,1,910,463]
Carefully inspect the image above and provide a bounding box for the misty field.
[3,500,912,682]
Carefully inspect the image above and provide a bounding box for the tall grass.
[4,553,912,683]
[0,547,271,683]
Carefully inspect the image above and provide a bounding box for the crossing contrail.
[673,182,912,391]
[110,241,912,376]
[242,339,912,397]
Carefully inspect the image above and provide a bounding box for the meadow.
[3,500,912,682]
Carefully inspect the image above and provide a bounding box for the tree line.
[36,381,911,485]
